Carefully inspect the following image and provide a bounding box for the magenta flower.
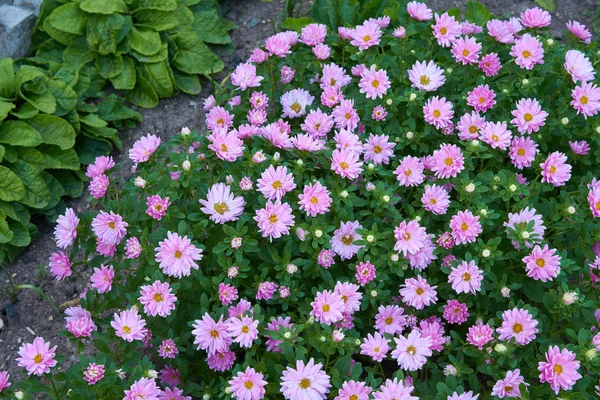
[331,221,363,260]
[423,96,454,129]
[83,363,105,385]
[229,367,268,400]
[407,1,432,21]
[510,34,544,70]
[90,264,114,293]
[155,232,203,278]
[280,359,331,400]
[54,207,79,249]
[364,134,395,165]
[400,275,437,310]
[570,82,600,119]
[129,134,161,163]
[375,304,407,335]
[448,260,483,294]
[301,109,334,138]
[298,181,332,217]
[320,63,351,90]
[318,249,336,268]
[450,210,482,245]
[158,339,179,359]
[350,21,381,51]
[432,144,464,179]
[480,122,512,150]
[432,12,461,47]
[394,156,425,187]
[443,300,469,324]
[310,289,345,325]
[538,346,581,394]
[355,261,376,286]
[520,7,551,28]
[360,332,391,362]
[207,129,244,162]
[569,140,590,155]
[393,220,428,256]
[111,308,147,342]
[566,20,592,44]
[422,184,450,215]
[540,152,571,187]
[451,36,481,65]
[125,237,142,259]
[372,105,388,121]
[139,280,177,317]
[91,210,128,245]
[408,60,445,92]
[192,313,231,355]
[391,330,432,371]
[146,195,170,221]
[301,23,327,46]
[16,337,57,376]
[160,365,181,387]
[199,183,245,224]
[257,165,296,201]
[523,244,561,282]
[335,281,362,313]
[467,84,496,113]
[359,65,390,100]
[334,129,363,154]
[254,200,295,241]
[0,371,10,392]
[124,377,161,400]
[86,155,115,178]
[509,136,539,169]
[48,251,72,280]
[497,308,538,345]
[492,369,528,398]
[466,323,494,350]
[231,63,263,91]
[478,53,502,76]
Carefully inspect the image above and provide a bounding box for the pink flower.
[261,122,293,149]
[146,195,170,221]
[192,313,231,355]
[155,232,203,278]
[111,308,147,342]
[564,50,595,83]
[86,155,115,178]
[432,12,461,47]
[199,183,245,224]
[523,244,561,282]
[332,99,360,131]
[231,63,263,91]
[424,96,454,129]
[467,84,496,113]
[139,281,177,317]
[480,122,512,150]
[364,134,395,165]
[90,264,114,293]
[538,346,581,394]
[49,251,72,280]
[355,261,376,286]
[335,380,372,400]
[510,34,544,70]
[540,152,571,187]
[394,220,427,256]
[432,144,464,179]
[16,337,57,376]
[311,289,345,325]
[392,330,432,371]
[569,140,590,155]
[203,95,216,110]
[206,350,236,371]
[125,237,142,259]
[466,323,494,350]
[375,305,407,334]
[422,184,450,215]
[350,21,381,51]
[372,105,388,121]
[89,174,109,199]
[566,20,592,44]
[492,369,528,398]
[443,300,469,324]
[227,316,259,347]
[254,200,295,241]
[449,260,483,294]
[83,363,105,385]
[460,21,483,34]
[451,36,481,65]
[510,98,548,136]
[257,165,296,201]
[124,377,161,400]
[394,156,425,186]
[54,208,79,249]
[588,181,600,217]
[520,7,551,28]
[497,308,538,345]
[265,316,294,352]
[571,81,600,118]
[206,106,234,132]
[207,129,244,162]
[218,283,238,305]
[301,109,334,138]
[450,210,482,245]
[478,53,502,76]
[312,43,330,60]
[408,60,445,92]
[292,134,325,152]
[448,391,479,400]
[301,23,327,46]
[407,1,432,21]
[359,65,390,100]
[334,129,363,154]
[160,388,190,400]
[0,371,10,392]
[265,32,295,57]
[393,26,406,38]
[158,339,178,359]
[320,63,351,90]
[229,367,267,400]
[400,275,437,310]
[91,210,128,245]
[281,89,314,119]
[318,249,336,268]
[129,134,161,163]
[373,378,417,400]
[360,332,390,362]
[331,221,363,260]
[298,181,332,217]
[331,149,363,179]
[281,359,331,400]
[250,92,268,109]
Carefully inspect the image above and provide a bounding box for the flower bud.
[283,331,292,339]
[470,139,480,147]
[521,78,529,85]
[366,235,375,243]
[501,88,508,94]
[585,348,596,360]
[386,98,393,106]
[332,330,345,342]
[563,292,578,305]
[286,264,298,274]
[390,253,399,262]
[146,370,158,379]
[367,163,375,171]
[319,335,327,342]
[409,93,417,101]
[406,131,414,139]
[307,316,315,325]
[414,215,421,222]
[203,394,211,400]
[296,159,304,167]
[134,176,146,188]
[546,38,554,46]
[355,339,361,346]
[228,266,239,279]
[273,152,280,161]
[182,160,191,171]
[370,290,378,298]
[509,184,517,192]
[482,249,491,258]
[567,206,576,214]
[596,126,600,134]
[521,231,530,239]
[479,209,487,217]
[340,190,349,198]
[15,392,24,400]
[315,229,323,238]
[382,195,390,203]
[561,117,569,125]
[225,175,234,184]
[224,387,232,394]
[494,343,507,353]
[366,182,376,191]
[444,365,457,376]
[465,183,476,193]
[181,127,191,135]
[446,67,453,74]
[501,287,511,298]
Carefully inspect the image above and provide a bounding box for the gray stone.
[13,0,43,15]
[0,4,35,58]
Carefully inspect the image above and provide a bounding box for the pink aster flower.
[480,121,512,150]
[393,220,428,256]
[451,36,481,65]
[86,155,114,178]
[292,134,325,152]
[432,144,464,179]
[124,237,142,259]
[375,305,407,335]
[400,275,437,310]
[334,129,363,154]
[408,60,445,92]
[155,232,203,278]
[523,244,561,282]
[478,53,502,76]
[448,391,479,400]
[355,261,376,286]
[461,21,483,34]
[520,7,551,28]
[16,337,57,376]
[206,106,234,131]
[564,50,595,84]
[492,369,528,398]
[432,12,461,47]
[504,206,546,248]
[407,1,432,21]
[111,308,147,342]
[203,95,216,110]
[160,365,181,386]
[449,260,483,294]
[359,66,390,100]
[280,66,295,84]
[407,233,437,271]
[227,316,259,348]
[199,183,245,224]
[281,89,314,119]
[318,249,336,268]
[281,359,331,400]
[265,32,296,57]
[89,174,109,199]
[207,350,236,372]
[207,129,244,162]
[90,264,114,293]
[260,122,293,149]
[331,149,363,179]
[0,371,10,392]
[392,330,432,371]
[91,210,128,245]
[254,200,295,241]
[129,134,161,163]
[310,289,344,325]
[443,300,469,324]
[360,332,391,362]
[298,182,332,217]
[571,81,600,118]
[54,208,79,248]
[393,26,406,38]
[373,378,417,400]
[486,19,514,44]
[364,134,395,165]
[83,363,105,385]
[146,195,170,221]
[139,280,177,318]
[229,367,267,400]
[160,388,191,400]
[497,308,538,345]
[231,63,263,91]
[301,23,327,46]
[48,251,72,280]
[192,313,232,355]
[540,152,571,187]
[320,63,351,90]
[466,323,494,350]
[257,166,296,201]
[331,220,363,260]
[566,20,592,44]
[424,96,454,129]
[301,109,334,138]
[467,84,496,113]
[218,283,238,305]
[394,156,425,186]
[335,380,372,400]
[422,184,450,215]
[510,98,548,134]
[332,99,360,131]
[250,92,268,110]
[538,346,581,394]
[569,140,590,155]
[450,210,482,245]
[511,34,544,70]
[350,21,381,51]
[124,377,161,400]
[372,105,387,121]
[158,339,178,359]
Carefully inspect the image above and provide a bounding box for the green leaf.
[0,121,43,147]
[534,0,556,12]
[50,170,83,198]
[80,114,108,128]
[312,0,338,28]
[464,1,493,25]
[25,114,76,150]
[80,0,128,14]
[75,136,112,164]
[63,37,96,66]
[339,0,359,26]
[0,101,15,121]
[20,86,57,114]
[135,0,177,11]
[8,219,30,247]
[131,43,168,63]
[47,79,78,116]
[172,69,201,95]
[0,59,16,100]
[447,7,461,19]
[86,14,126,55]
[97,95,142,122]
[10,102,39,119]
[17,148,46,171]
[110,56,137,90]
[140,61,174,98]
[39,145,80,170]
[43,19,81,45]
[125,70,159,108]
[46,3,89,35]
[281,17,313,31]
[0,211,13,244]
[96,53,124,79]
[0,145,5,163]
[172,32,224,76]
[10,160,51,209]
[15,66,45,87]
[129,26,162,56]
[0,165,25,202]
[192,10,231,44]
[41,171,65,210]
[134,10,179,31]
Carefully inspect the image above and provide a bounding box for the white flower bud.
[479,209,487,217]
[521,231,530,239]
[283,331,292,339]
[501,88,508,94]
[567,206,576,215]
[406,131,414,139]
[286,264,298,274]
[370,290,378,298]
[367,163,375,171]
[501,287,511,298]
[366,182,376,191]
[482,249,491,258]
[146,370,158,379]
[596,126,600,134]
[315,229,323,238]
[319,335,327,342]
[366,235,375,243]
[563,292,578,305]
[273,152,280,161]
[470,139,480,147]
[561,117,569,126]
[182,160,191,171]
[386,98,393,106]
[355,339,361,346]
[446,67,453,74]
[382,195,390,203]
[414,215,421,222]
[409,93,417,101]
[15,392,24,400]
[307,316,315,325]
[332,330,345,342]
[390,253,399,262]
[134,176,146,188]
[509,184,517,192]
[224,387,232,394]
[203,394,211,400]
[521,78,529,85]
[465,183,476,193]
[296,159,304,166]
[546,38,554,46]
[494,343,507,353]
[340,190,349,198]
[585,348,596,360]
[181,127,191,135]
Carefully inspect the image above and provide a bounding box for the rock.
[13,0,42,15]
[0,5,36,58]
[0,317,3,330]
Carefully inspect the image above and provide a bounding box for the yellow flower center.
[462,49,470,56]
[214,202,229,215]
[524,113,533,122]
[433,110,441,118]
[549,165,557,174]
[341,235,354,245]
[440,27,447,35]
[491,134,498,142]
[462,272,471,281]
[385,317,393,325]
[217,118,224,125]
[430,199,437,204]
[174,250,182,259]
[536,258,545,267]
[299,378,311,389]
[469,126,477,133]
[242,326,249,333]
[245,381,254,390]
[512,323,523,334]
[322,304,330,312]
[108,222,116,229]
[350,395,358,400]
[363,35,371,42]
[340,161,349,170]
[445,158,453,166]
[372,80,380,88]
[290,103,302,113]
[268,214,278,223]
[581,96,589,104]
[518,149,525,156]
[407,345,417,355]
[345,113,351,120]
[123,326,131,334]
[153,293,163,302]
[522,50,531,58]
[374,347,380,352]
[554,364,563,374]
[479,97,486,103]
[272,180,282,189]
[210,329,219,338]
[404,169,412,176]
[420,75,430,85]
[220,144,228,152]
[374,146,382,154]
[310,196,319,204]
[416,287,424,295]
[34,354,43,363]
[461,223,469,231]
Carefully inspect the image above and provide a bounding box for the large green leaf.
[47,79,78,116]
[339,0,359,26]
[39,145,80,170]
[172,69,201,95]
[75,136,112,164]
[192,10,231,44]
[0,121,43,147]
[134,10,179,31]
[64,37,96,66]
[172,32,224,75]
[0,101,15,122]
[80,114,108,128]
[135,0,177,11]
[0,166,25,202]
[0,59,16,100]
[46,3,89,35]
[20,86,57,114]
[43,18,81,45]
[281,17,313,31]
[110,56,136,90]
[464,1,493,25]
[131,43,168,63]
[15,66,46,87]
[312,0,338,29]
[10,102,39,119]
[50,170,83,198]
[25,114,76,150]
[80,0,128,14]
[10,160,51,209]
[535,0,556,12]
[41,171,66,210]
[140,61,174,98]
[0,211,13,244]
[8,219,30,247]
[97,95,143,122]
[86,14,126,55]
[129,26,162,56]
[125,71,158,108]
[96,53,124,79]
[17,148,46,171]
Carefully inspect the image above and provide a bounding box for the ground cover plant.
[1,0,600,398]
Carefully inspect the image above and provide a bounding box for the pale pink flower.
[478,53,502,76]
[510,34,544,70]
[480,121,512,150]
[89,174,109,199]
[373,378,417,400]
[393,26,407,38]
[467,84,496,113]
[254,200,295,241]
[83,363,105,385]
[569,140,590,155]
[350,21,382,51]
[448,391,479,400]
[564,50,595,83]
[407,1,432,21]
[139,281,177,317]
[421,184,450,215]
[363,134,395,165]
[509,136,538,169]
[90,264,114,293]
[146,195,170,221]
[92,210,128,245]
[111,308,147,342]
[424,96,454,129]
[394,220,427,256]
[257,165,296,201]
[280,66,295,84]
[158,339,178,359]
[571,82,600,118]
[457,111,485,140]
[231,63,263,91]
[200,183,245,224]
[227,316,259,348]
[355,261,376,285]
[129,134,161,163]
[124,377,161,400]
[375,305,407,334]
[281,359,331,400]
[394,156,425,186]
[523,244,561,282]
[155,232,203,278]
[192,313,231,355]
[312,43,330,60]
[335,380,372,400]
[54,208,79,249]
[487,19,514,44]
[492,369,528,398]
[451,36,481,65]
[301,108,334,138]
[16,337,57,376]
[203,95,216,110]
[460,21,483,35]
[229,367,267,400]
[443,300,469,324]
[510,98,548,134]
[359,66,390,100]
[261,122,293,149]
[520,7,551,28]
[86,155,115,178]
[540,151,571,187]
[265,32,296,57]
[301,23,327,46]
[566,20,592,44]
[48,251,72,280]
[332,99,360,131]
[207,129,244,162]
[408,60,445,92]
[432,12,461,47]
[331,220,362,260]
[400,275,437,310]
[331,149,363,179]
[538,346,581,394]
[497,308,538,345]
[298,181,332,217]
[360,332,390,362]
[320,63,351,90]
[281,89,314,119]
[292,134,325,152]
[125,237,142,259]
[372,105,388,121]
[450,210,482,245]
[449,260,483,294]
[391,330,432,371]
[432,144,465,179]
[334,129,363,154]
[466,323,494,350]
[311,289,345,325]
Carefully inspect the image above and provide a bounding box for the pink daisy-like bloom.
[564,50,595,84]
[392,330,433,371]
[301,108,334,138]
[265,32,295,57]
[538,346,582,394]
[571,81,600,119]
[372,105,388,121]
[260,122,293,150]
[423,96,454,129]
[478,53,502,76]
[408,60,445,92]
[159,365,181,386]
[569,140,590,155]
[125,237,142,259]
[523,244,561,282]
[111,308,147,342]
[334,129,363,154]
[227,316,259,348]
[146,195,170,221]
[257,166,296,201]
[320,63,351,90]
[281,89,314,119]
[460,21,483,34]
[292,134,325,152]
[158,339,178,359]
[96,237,116,257]
[192,313,231,355]
[407,233,438,271]
[373,378,417,400]
[159,387,191,400]
[155,232,203,278]
[359,66,391,100]
[90,264,114,293]
[91,210,128,245]
[199,183,245,224]
[504,206,546,249]
[0,371,10,392]
[203,95,216,110]
[350,21,381,51]
[331,149,363,179]
[540,152,571,187]
[298,182,332,217]
[492,369,528,399]
[301,23,327,46]
[280,359,331,400]
[207,129,244,162]
[432,144,465,179]
[407,1,432,21]
[364,134,395,165]
[280,66,295,84]
[466,323,494,350]
[218,283,239,305]
[331,221,363,260]
[83,363,105,385]
[510,98,548,134]
[520,7,551,28]
[451,36,481,65]
[480,121,512,150]
[418,319,447,351]
[566,20,592,44]
[250,91,268,110]
[231,63,263,91]
[375,305,407,335]
[355,261,376,286]
[254,200,295,241]
[360,332,391,362]
[467,84,496,113]
[66,314,95,338]
[334,380,372,400]
[393,220,428,256]
[486,19,514,44]
[450,210,482,245]
[443,300,469,325]
[510,34,544,70]
[497,308,538,345]
[449,260,483,294]
[129,134,161,163]
[318,249,336,268]
[48,251,72,280]
[394,156,425,187]
[422,184,450,215]
[432,12,461,47]
[139,281,177,318]
[54,208,79,249]
[124,377,161,400]
[86,155,115,178]
[332,99,360,131]
[16,337,57,376]
[393,26,406,38]
[229,367,268,400]
[448,391,479,400]
[400,275,438,310]
[206,106,234,131]
[311,289,345,325]
[206,350,236,372]
[589,184,600,218]
[509,136,539,169]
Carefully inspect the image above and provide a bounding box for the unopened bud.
[465,183,476,193]
[182,160,191,171]
[482,249,491,258]
[567,206,576,215]
[340,190,349,198]
[561,117,569,126]
[134,176,146,188]
[366,235,375,243]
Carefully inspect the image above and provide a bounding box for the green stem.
[14,284,59,314]
[50,376,60,400]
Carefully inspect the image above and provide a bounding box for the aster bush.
[4,1,600,399]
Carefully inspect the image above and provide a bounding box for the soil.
[0,0,597,385]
